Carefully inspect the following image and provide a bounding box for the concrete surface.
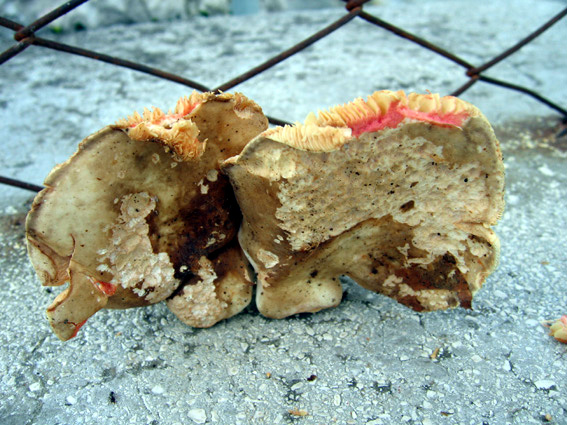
[0,0,279,29]
[1,1,566,424]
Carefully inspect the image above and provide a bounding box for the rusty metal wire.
[1,0,566,192]
[0,176,43,193]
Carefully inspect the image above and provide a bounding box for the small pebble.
[334,394,341,406]
[188,408,207,424]
[535,380,556,390]
[291,382,304,391]
[151,385,164,395]
[538,165,554,176]
[507,194,519,205]
[493,290,507,299]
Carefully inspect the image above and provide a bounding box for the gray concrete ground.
[1,1,566,424]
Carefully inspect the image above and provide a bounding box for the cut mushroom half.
[26,92,268,340]
[223,90,505,319]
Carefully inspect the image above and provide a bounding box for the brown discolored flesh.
[224,108,504,319]
[166,239,253,328]
[143,159,242,282]
[26,93,268,340]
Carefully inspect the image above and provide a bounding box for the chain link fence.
[1,0,566,194]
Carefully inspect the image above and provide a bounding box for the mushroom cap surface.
[26,92,267,340]
[224,90,505,318]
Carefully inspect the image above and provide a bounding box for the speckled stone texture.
[1,1,566,424]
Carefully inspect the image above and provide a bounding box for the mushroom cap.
[26,92,267,340]
[223,91,505,318]
[546,316,567,344]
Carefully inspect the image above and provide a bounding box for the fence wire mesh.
[1,0,566,193]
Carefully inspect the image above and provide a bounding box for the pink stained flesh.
[70,319,87,339]
[128,102,201,128]
[348,101,470,137]
[93,280,117,296]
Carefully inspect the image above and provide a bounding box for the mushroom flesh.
[223,90,505,319]
[26,92,268,340]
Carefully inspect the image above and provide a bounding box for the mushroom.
[543,316,567,344]
[26,92,268,340]
[223,91,505,319]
